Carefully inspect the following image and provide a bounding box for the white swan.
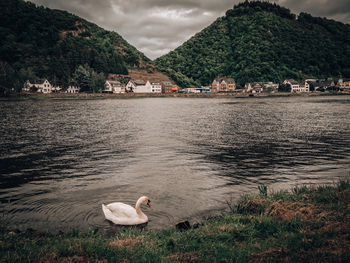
[102,196,151,225]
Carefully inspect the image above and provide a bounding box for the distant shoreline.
[1,92,349,101]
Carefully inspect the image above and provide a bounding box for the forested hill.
[155,1,350,88]
[0,0,151,91]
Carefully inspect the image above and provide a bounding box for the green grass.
[1,178,350,262]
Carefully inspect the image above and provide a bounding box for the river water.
[0,96,349,234]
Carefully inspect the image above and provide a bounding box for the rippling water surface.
[0,96,349,234]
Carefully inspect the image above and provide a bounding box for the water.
[0,96,349,234]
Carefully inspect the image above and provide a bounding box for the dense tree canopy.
[0,0,150,91]
[155,1,350,87]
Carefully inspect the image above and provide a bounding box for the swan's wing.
[102,204,119,223]
[106,202,137,218]
[102,203,148,225]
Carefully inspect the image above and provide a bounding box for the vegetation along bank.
[1,179,349,262]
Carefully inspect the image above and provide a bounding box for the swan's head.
[141,196,151,207]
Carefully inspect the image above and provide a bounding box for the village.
[22,76,350,95]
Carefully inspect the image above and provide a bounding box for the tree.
[90,71,105,92]
[278,83,291,92]
[18,67,37,83]
[309,82,315,92]
[30,85,38,92]
[0,61,15,90]
[74,64,91,92]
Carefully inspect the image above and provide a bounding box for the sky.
[27,0,350,60]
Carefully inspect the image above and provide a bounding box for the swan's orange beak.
[147,200,151,207]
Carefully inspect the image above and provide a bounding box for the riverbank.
[1,179,349,262]
[1,91,349,100]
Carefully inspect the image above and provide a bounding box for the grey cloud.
[27,0,350,60]
[275,0,350,20]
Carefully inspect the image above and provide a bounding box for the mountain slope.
[0,0,151,90]
[155,1,350,87]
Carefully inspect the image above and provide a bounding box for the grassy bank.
[1,179,350,262]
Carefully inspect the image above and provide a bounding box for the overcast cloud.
[27,0,350,60]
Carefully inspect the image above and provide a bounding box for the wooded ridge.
[0,0,151,92]
[155,1,350,88]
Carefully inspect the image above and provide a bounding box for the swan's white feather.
[102,198,149,225]
[106,202,137,218]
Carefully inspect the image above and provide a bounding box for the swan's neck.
[135,198,145,217]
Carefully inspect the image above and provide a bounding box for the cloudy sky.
[27,0,350,60]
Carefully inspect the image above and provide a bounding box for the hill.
[155,1,350,87]
[0,0,152,92]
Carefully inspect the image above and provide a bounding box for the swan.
[102,196,151,225]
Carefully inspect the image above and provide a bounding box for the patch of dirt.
[167,252,200,262]
[264,201,329,221]
[40,253,86,263]
[109,236,143,250]
[109,68,173,84]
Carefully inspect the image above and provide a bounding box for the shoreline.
[1,179,349,262]
[1,91,349,101]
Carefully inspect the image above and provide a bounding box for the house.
[23,79,58,93]
[211,77,236,92]
[125,80,152,93]
[104,80,124,93]
[342,78,350,92]
[183,86,211,93]
[198,86,211,93]
[283,79,310,92]
[66,85,80,93]
[305,79,317,83]
[23,80,33,92]
[336,78,343,88]
[245,83,252,93]
[339,78,350,92]
[161,81,178,93]
[244,82,264,93]
[298,81,310,92]
[314,79,335,91]
[23,80,30,92]
[344,79,350,87]
[162,81,172,93]
[263,82,279,91]
[150,81,162,93]
[182,87,200,93]
[252,83,263,93]
[283,79,300,92]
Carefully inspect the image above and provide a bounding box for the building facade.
[126,80,152,93]
[104,80,124,93]
[23,79,59,93]
[150,81,162,93]
[211,77,236,92]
